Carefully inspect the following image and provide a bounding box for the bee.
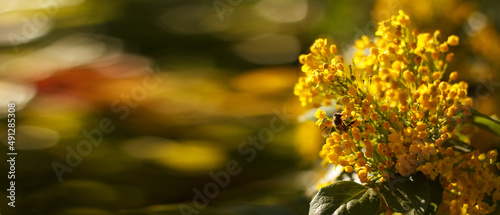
[332,113,357,133]
[320,113,357,137]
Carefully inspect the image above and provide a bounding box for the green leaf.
[378,173,430,215]
[309,181,380,215]
[470,107,500,136]
[424,178,444,215]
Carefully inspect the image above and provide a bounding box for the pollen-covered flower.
[296,10,500,215]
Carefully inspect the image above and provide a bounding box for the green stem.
[470,107,500,137]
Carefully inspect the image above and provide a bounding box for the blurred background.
[0,0,499,214]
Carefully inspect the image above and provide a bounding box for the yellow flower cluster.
[295,10,500,214]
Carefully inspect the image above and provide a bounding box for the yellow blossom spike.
[296,10,497,214]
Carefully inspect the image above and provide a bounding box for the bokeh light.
[0,0,498,214]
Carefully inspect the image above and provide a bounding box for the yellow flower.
[446,53,454,62]
[439,42,449,52]
[347,86,357,96]
[449,71,458,81]
[416,122,427,131]
[447,35,460,46]
[488,149,498,159]
[297,10,500,214]
[314,109,326,120]
[421,162,433,175]
[392,142,404,155]
[332,144,343,155]
[345,166,353,173]
[327,153,338,163]
[357,157,367,167]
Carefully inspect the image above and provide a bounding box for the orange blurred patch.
[231,66,298,95]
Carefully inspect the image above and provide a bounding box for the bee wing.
[346,119,358,127]
[321,126,333,137]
